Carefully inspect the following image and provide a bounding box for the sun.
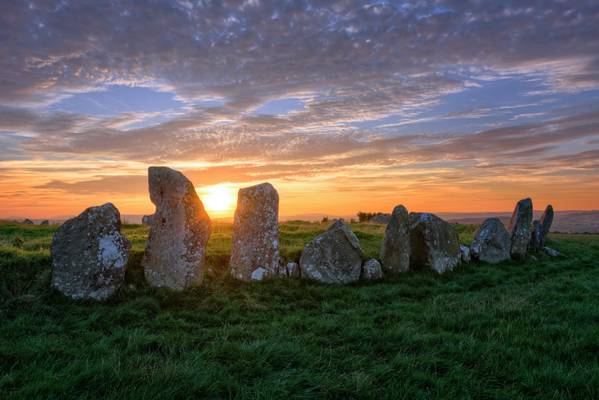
[198,184,237,217]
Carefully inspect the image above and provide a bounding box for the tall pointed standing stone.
[380,205,410,273]
[142,167,212,290]
[531,205,554,251]
[508,198,533,259]
[230,182,279,281]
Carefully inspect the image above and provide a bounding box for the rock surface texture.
[409,213,461,273]
[142,167,212,290]
[460,244,471,263]
[361,259,383,281]
[508,198,533,259]
[531,205,554,251]
[380,205,410,273]
[300,220,364,284]
[284,261,300,278]
[230,183,280,281]
[141,214,154,226]
[470,218,512,264]
[51,203,130,300]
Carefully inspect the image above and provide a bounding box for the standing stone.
[142,166,212,290]
[284,261,300,278]
[22,219,34,225]
[508,198,533,259]
[409,213,461,273]
[460,244,471,263]
[230,183,279,281]
[51,203,130,300]
[470,218,511,264]
[361,259,383,281]
[300,220,364,284]
[40,220,49,226]
[141,214,154,226]
[380,205,410,273]
[531,205,554,251]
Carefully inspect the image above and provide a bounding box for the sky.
[1,0,599,219]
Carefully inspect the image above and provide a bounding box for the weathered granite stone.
[409,213,461,273]
[508,198,533,259]
[543,246,560,257]
[51,203,130,300]
[142,166,212,290]
[284,261,300,278]
[361,259,383,281]
[380,205,410,273]
[531,205,554,251]
[470,218,511,264]
[230,183,279,281]
[460,244,471,263]
[300,220,364,284]
[141,214,154,226]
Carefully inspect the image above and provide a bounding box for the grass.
[1,220,599,399]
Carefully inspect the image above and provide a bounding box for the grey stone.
[22,219,34,225]
[508,198,533,259]
[51,203,130,300]
[142,166,212,290]
[141,214,154,226]
[380,205,410,273]
[470,218,511,264]
[40,220,49,226]
[361,259,383,281]
[409,213,461,273]
[230,183,279,281]
[543,246,560,257]
[284,261,300,278]
[460,244,471,263]
[531,205,554,251]
[300,220,364,284]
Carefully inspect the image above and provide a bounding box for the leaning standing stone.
[470,218,511,264]
[380,205,410,273]
[142,166,212,290]
[508,198,533,259]
[51,203,130,300]
[230,183,280,281]
[300,220,364,284]
[409,213,461,273]
[531,205,554,251]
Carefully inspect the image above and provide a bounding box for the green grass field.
[1,220,598,399]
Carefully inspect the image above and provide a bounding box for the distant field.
[1,221,599,399]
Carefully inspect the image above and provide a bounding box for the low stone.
[409,213,461,273]
[300,220,364,284]
[22,219,34,224]
[40,220,49,225]
[460,244,471,263]
[369,214,391,224]
[51,203,130,300]
[230,183,280,281]
[141,214,154,226]
[380,205,410,273]
[284,261,300,278]
[361,259,383,281]
[142,166,212,290]
[470,218,511,264]
[543,246,560,257]
[508,198,533,259]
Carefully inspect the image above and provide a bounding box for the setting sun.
[198,184,237,218]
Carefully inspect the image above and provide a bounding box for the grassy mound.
[1,221,598,399]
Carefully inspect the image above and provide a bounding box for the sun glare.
[199,184,237,217]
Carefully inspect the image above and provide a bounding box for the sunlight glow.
[198,184,237,217]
